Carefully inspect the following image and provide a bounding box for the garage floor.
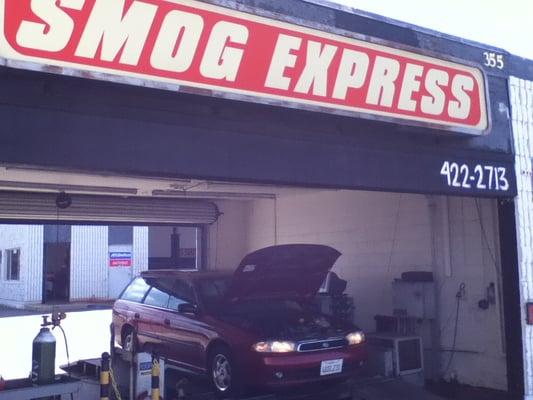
[163,371,446,400]
[352,380,445,400]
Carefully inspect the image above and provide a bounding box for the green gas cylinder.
[31,317,56,385]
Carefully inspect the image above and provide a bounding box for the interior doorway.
[43,225,71,303]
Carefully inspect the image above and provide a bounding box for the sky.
[330,0,533,60]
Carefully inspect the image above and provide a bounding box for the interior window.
[148,226,203,270]
[144,286,170,308]
[6,249,20,281]
[121,278,149,302]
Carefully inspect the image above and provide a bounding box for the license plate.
[320,359,343,376]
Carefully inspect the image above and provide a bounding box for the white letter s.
[16,0,85,52]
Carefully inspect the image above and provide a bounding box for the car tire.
[209,346,241,398]
[122,328,137,354]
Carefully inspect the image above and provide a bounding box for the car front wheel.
[209,347,240,397]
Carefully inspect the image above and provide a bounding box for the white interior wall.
[0,225,43,308]
[433,197,506,389]
[207,200,248,270]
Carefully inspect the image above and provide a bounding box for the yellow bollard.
[151,353,160,400]
[100,352,110,400]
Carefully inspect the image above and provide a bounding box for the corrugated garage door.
[0,191,219,224]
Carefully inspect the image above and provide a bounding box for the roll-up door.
[0,191,219,224]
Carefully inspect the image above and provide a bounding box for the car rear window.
[121,278,149,303]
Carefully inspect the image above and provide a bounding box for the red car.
[112,244,367,396]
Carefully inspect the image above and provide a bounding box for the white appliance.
[366,333,424,376]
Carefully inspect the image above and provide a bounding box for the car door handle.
[134,313,140,319]
[164,318,170,326]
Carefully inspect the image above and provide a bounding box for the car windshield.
[196,277,310,316]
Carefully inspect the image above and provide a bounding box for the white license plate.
[320,359,343,376]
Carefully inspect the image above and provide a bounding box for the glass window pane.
[168,295,186,311]
[144,286,170,308]
[6,249,20,281]
[121,278,149,302]
[146,278,195,310]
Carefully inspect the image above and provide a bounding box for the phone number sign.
[0,0,489,135]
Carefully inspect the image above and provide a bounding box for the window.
[156,279,195,311]
[121,278,149,302]
[109,226,133,245]
[148,226,204,270]
[6,249,20,281]
[144,286,170,308]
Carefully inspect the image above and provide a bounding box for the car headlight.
[252,340,296,353]
[346,331,365,345]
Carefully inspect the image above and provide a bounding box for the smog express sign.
[0,0,489,134]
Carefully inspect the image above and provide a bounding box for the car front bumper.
[240,344,367,389]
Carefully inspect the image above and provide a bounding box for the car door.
[141,284,171,354]
[164,279,209,372]
[118,278,151,344]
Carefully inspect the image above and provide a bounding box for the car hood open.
[226,244,341,301]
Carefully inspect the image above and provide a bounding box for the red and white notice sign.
[0,0,489,134]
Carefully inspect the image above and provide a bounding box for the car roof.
[140,269,232,282]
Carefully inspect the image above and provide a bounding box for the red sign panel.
[0,0,489,134]
[109,251,132,267]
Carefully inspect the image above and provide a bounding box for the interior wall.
[207,200,248,271]
[433,197,506,389]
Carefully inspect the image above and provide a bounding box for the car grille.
[297,338,347,352]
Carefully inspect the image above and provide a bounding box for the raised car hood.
[227,244,341,301]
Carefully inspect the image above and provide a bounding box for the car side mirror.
[178,303,198,314]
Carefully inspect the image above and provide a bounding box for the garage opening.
[0,186,510,395]
[43,225,71,303]
[0,192,217,306]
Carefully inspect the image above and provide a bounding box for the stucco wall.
[0,225,43,308]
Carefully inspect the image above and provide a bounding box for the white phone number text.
[440,161,509,191]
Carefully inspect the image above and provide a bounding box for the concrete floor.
[352,380,445,400]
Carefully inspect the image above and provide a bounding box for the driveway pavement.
[0,309,111,380]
